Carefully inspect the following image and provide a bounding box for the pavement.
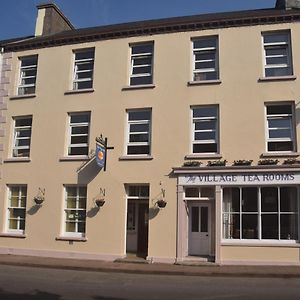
[0,254,300,278]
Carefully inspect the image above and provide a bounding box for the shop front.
[174,166,300,265]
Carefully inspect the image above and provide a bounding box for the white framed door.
[188,203,211,256]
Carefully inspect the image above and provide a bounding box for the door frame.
[187,201,212,257]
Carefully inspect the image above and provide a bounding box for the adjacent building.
[1,0,300,265]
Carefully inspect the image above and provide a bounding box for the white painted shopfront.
[174,167,300,264]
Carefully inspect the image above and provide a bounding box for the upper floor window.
[73,49,95,90]
[192,37,219,81]
[263,31,293,77]
[130,43,153,86]
[266,103,296,152]
[7,185,27,234]
[68,112,90,156]
[126,109,151,155]
[18,55,38,95]
[12,116,32,158]
[64,185,87,237]
[191,106,219,154]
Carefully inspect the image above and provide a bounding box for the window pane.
[267,105,292,115]
[75,50,94,60]
[280,187,298,212]
[269,129,291,139]
[185,188,199,198]
[191,207,199,232]
[193,107,217,118]
[242,215,258,239]
[265,67,291,77]
[262,214,278,239]
[69,147,88,156]
[201,207,208,232]
[132,44,153,55]
[281,215,298,240]
[129,134,148,143]
[268,141,293,152]
[223,188,240,212]
[132,66,151,75]
[264,33,288,44]
[129,111,151,121]
[140,186,149,197]
[193,143,217,153]
[71,114,90,123]
[130,76,152,85]
[268,118,290,129]
[261,187,278,212]
[128,186,139,197]
[195,120,216,131]
[127,145,150,155]
[130,123,149,132]
[201,188,215,198]
[242,188,258,212]
[223,213,240,239]
[21,56,37,67]
[195,131,216,141]
[193,38,216,49]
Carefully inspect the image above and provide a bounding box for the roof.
[1,7,300,52]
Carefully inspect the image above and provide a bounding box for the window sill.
[10,94,36,100]
[187,80,221,86]
[261,152,300,158]
[3,158,31,163]
[56,236,87,242]
[258,75,296,82]
[0,233,26,238]
[221,241,299,247]
[64,88,94,95]
[59,156,90,162]
[122,84,155,91]
[119,155,153,161]
[185,154,222,160]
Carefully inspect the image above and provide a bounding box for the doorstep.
[176,256,217,266]
[115,253,150,264]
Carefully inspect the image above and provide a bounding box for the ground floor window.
[223,186,298,241]
[7,185,27,234]
[64,186,87,237]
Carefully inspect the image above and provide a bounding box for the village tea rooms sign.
[179,172,300,186]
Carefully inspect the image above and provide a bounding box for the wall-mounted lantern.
[33,188,45,205]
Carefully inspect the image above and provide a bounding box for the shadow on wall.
[77,158,101,185]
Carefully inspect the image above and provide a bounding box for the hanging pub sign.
[95,135,114,171]
[96,142,106,169]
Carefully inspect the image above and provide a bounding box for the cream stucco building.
[1,0,300,265]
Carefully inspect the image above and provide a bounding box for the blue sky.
[0,0,276,40]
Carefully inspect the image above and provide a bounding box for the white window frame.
[17,55,38,95]
[12,116,32,158]
[222,186,299,243]
[191,106,219,154]
[126,109,152,156]
[7,185,27,234]
[72,48,95,90]
[262,31,292,78]
[63,185,87,238]
[265,102,296,153]
[67,112,90,156]
[192,36,219,81]
[129,43,153,86]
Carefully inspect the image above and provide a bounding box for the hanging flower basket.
[258,159,279,165]
[183,161,202,167]
[207,159,227,167]
[95,199,105,207]
[34,196,44,205]
[233,159,253,166]
[156,199,167,208]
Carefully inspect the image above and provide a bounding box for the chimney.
[35,3,74,36]
[276,0,300,9]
